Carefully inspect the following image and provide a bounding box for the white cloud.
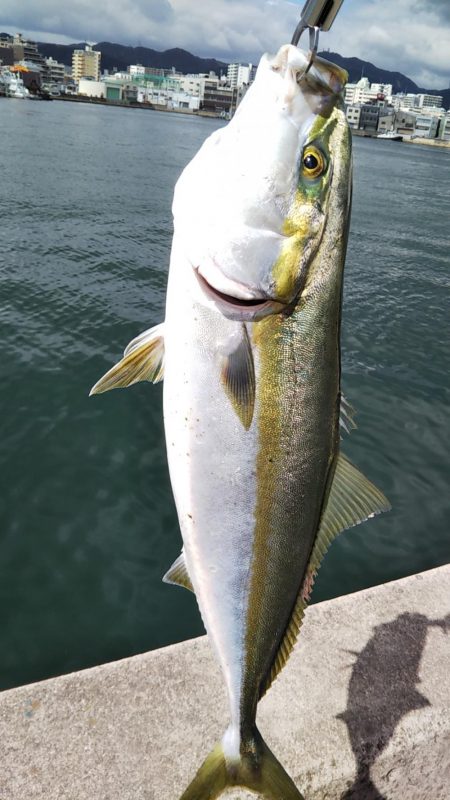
[1,0,449,88]
[327,0,450,87]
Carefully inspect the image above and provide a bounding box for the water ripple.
[0,103,448,689]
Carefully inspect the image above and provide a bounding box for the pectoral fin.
[89,323,164,395]
[260,453,390,697]
[162,552,194,593]
[220,325,255,431]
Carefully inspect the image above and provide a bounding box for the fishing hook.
[291,0,344,76]
[291,23,320,77]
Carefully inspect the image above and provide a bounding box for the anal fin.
[89,322,164,395]
[260,452,390,697]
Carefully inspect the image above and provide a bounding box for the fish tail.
[178,742,227,800]
[179,726,305,799]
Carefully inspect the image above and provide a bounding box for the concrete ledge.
[1,565,449,799]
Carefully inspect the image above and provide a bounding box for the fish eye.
[302,147,325,180]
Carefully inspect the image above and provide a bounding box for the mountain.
[31,38,450,109]
[37,40,228,76]
[319,50,450,109]
[319,51,419,93]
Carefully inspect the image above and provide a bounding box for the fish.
[90,43,390,800]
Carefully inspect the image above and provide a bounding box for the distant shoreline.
[52,93,222,119]
[4,93,450,147]
[351,128,450,148]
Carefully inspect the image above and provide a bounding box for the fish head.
[172,44,350,321]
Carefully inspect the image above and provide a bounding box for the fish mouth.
[195,269,285,321]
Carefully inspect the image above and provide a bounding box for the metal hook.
[291,24,320,78]
[291,22,319,50]
[292,0,343,49]
[291,0,345,68]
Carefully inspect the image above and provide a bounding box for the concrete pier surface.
[1,565,449,800]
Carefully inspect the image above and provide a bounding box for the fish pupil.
[304,153,318,170]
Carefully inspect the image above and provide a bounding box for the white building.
[227,62,256,88]
[391,92,445,113]
[344,78,392,106]
[44,57,65,85]
[129,64,146,76]
[136,85,200,110]
[391,93,417,111]
[78,78,105,98]
[439,112,450,140]
[370,82,393,101]
[345,105,361,129]
[413,113,439,138]
[178,74,211,100]
[110,71,130,81]
[416,93,443,109]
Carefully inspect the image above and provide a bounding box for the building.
[370,82,393,100]
[44,57,65,86]
[203,81,237,114]
[227,62,256,89]
[413,113,439,138]
[0,34,15,66]
[438,112,450,140]
[391,92,445,113]
[72,45,101,82]
[416,93,443,109]
[177,73,212,101]
[104,82,121,102]
[391,93,417,111]
[344,78,374,106]
[0,47,14,67]
[136,87,200,110]
[94,72,200,109]
[394,110,417,135]
[129,64,146,76]
[0,33,46,71]
[345,105,361,129]
[377,109,395,133]
[78,78,105,98]
[359,103,381,131]
[345,78,393,106]
[13,33,46,71]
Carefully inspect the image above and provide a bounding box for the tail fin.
[180,727,304,800]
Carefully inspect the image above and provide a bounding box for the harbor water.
[0,99,449,691]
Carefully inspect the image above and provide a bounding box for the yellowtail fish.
[91,43,390,800]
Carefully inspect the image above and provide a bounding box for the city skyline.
[1,0,449,89]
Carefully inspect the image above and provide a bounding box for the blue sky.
[1,0,449,88]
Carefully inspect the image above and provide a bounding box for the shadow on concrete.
[337,611,450,800]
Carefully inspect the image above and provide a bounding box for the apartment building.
[72,45,101,82]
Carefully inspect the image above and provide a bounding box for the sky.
[1,0,449,88]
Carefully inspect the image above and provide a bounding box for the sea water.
[0,99,449,689]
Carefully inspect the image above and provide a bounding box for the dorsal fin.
[162,552,194,593]
[220,324,255,431]
[259,452,390,698]
[89,323,164,395]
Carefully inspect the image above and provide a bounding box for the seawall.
[1,564,449,799]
